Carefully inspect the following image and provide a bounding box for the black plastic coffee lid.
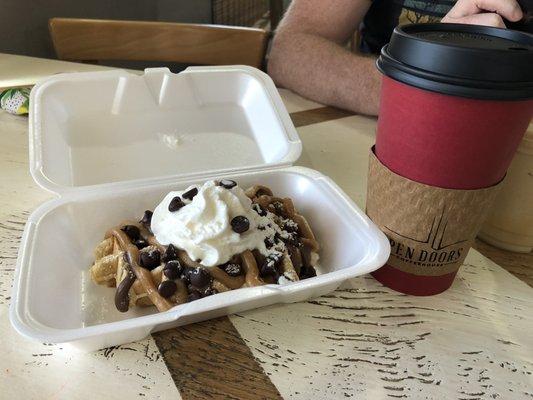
[377,23,533,100]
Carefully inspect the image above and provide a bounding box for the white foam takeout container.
[10,66,390,351]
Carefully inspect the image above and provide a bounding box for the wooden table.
[0,53,122,90]
[1,55,532,400]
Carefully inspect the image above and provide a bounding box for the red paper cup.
[371,263,458,296]
[376,77,533,190]
[370,24,533,295]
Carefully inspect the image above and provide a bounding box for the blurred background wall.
[1,0,209,59]
[0,0,290,60]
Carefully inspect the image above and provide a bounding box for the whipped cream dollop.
[151,180,280,267]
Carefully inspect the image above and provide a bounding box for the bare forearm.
[268,31,381,116]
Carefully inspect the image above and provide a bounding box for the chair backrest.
[49,18,268,68]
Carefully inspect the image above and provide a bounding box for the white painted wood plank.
[0,53,135,90]
[277,88,323,113]
[295,114,377,209]
[231,251,533,399]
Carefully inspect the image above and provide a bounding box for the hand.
[442,0,523,28]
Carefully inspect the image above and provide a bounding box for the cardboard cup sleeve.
[366,148,502,277]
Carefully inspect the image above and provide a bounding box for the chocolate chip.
[231,216,249,234]
[283,219,299,233]
[134,238,149,249]
[300,265,317,279]
[252,203,267,217]
[140,210,153,227]
[189,268,211,288]
[219,179,237,189]
[140,249,161,270]
[264,236,275,249]
[121,225,140,241]
[180,267,194,284]
[203,287,218,296]
[163,260,183,279]
[158,280,177,298]
[168,196,185,212]
[282,232,300,247]
[260,253,282,278]
[162,244,179,262]
[220,263,243,277]
[272,252,283,264]
[187,290,202,302]
[260,263,279,280]
[182,187,198,201]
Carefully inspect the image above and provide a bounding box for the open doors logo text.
[385,208,468,268]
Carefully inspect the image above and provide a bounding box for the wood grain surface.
[231,252,533,399]
[290,106,355,128]
[153,317,282,400]
[0,53,121,91]
[474,239,533,288]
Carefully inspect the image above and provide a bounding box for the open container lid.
[377,23,533,100]
[29,66,302,194]
[17,65,392,350]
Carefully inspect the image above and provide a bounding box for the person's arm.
[442,0,523,27]
[268,0,380,116]
[268,0,524,117]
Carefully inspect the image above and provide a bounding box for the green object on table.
[0,87,30,115]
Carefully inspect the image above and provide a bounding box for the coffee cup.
[366,24,533,295]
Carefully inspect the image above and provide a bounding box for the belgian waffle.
[90,184,319,313]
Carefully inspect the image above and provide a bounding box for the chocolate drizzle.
[241,250,263,287]
[115,261,136,312]
[92,184,319,313]
[178,250,246,289]
[106,222,172,313]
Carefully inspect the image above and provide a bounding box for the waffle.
[90,184,319,313]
